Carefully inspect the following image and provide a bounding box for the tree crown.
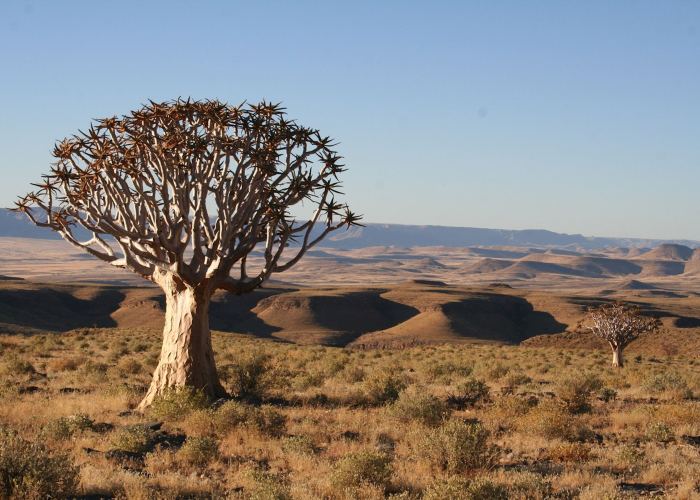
[585,302,660,347]
[15,99,361,291]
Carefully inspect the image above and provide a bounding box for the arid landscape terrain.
[1,224,700,498]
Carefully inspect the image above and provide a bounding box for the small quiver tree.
[585,302,660,367]
[14,99,360,409]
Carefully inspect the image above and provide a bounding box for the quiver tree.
[585,302,660,367]
[15,99,361,409]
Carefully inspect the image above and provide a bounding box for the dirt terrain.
[1,275,699,356]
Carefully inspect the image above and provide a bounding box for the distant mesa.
[639,260,685,276]
[623,247,651,258]
[406,279,448,287]
[407,257,448,269]
[0,275,23,281]
[2,208,700,250]
[461,258,514,274]
[641,244,694,261]
[683,249,700,275]
[619,279,658,290]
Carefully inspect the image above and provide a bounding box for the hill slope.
[1,280,699,355]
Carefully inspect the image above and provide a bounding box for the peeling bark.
[138,276,227,410]
[611,344,624,368]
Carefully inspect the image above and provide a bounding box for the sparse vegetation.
[0,329,698,497]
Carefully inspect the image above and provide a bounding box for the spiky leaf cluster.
[15,99,361,291]
[585,302,660,349]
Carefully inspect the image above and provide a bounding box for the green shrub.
[149,387,209,421]
[247,470,291,500]
[282,435,317,455]
[78,360,109,383]
[331,450,393,491]
[362,371,407,405]
[503,372,532,389]
[213,401,286,437]
[225,352,273,401]
[42,414,94,440]
[0,355,35,377]
[517,401,590,441]
[177,436,219,466]
[556,374,602,414]
[338,365,366,383]
[0,428,79,498]
[424,476,508,500]
[646,422,674,443]
[110,425,155,453]
[617,445,645,469]
[426,361,472,381]
[416,419,496,474]
[598,387,618,402]
[644,372,692,399]
[114,357,143,375]
[390,386,449,426]
[484,362,510,381]
[505,471,553,500]
[447,379,490,408]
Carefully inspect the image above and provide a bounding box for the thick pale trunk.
[138,280,226,410]
[611,344,624,368]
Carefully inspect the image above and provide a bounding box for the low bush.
[390,386,449,426]
[247,469,291,500]
[416,419,496,474]
[213,400,286,437]
[487,395,533,428]
[517,401,590,441]
[545,442,592,463]
[47,357,82,372]
[331,450,393,491]
[426,361,472,381]
[43,414,94,440]
[225,352,274,401]
[177,436,219,467]
[617,444,645,469]
[0,428,79,498]
[78,360,109,383]
[598,387,617,402]
[0,355,35,377]
[447,378,490,408]
[646,422,674,443]
[338,365,366,383]
[282,435,317,455]
[644,372,692,400]
[362,371,407,405]
[149,387,209,421]
[504,471,553,500]
[503,372,532,389]
[484,362,510,381]
[556,373,602,414]
[424,476,507,500]
[113,357,143,376]
[110,425,155,453]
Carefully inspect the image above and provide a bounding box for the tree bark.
[611,344,624,368]
[138,277,227,410]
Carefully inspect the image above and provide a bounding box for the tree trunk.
[138,278,227,410]
[611,344,624,368]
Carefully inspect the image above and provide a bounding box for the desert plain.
[0,231,699,498]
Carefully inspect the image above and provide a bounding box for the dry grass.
[0,327,699,498]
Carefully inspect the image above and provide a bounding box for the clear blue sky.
[1,1,699,240]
